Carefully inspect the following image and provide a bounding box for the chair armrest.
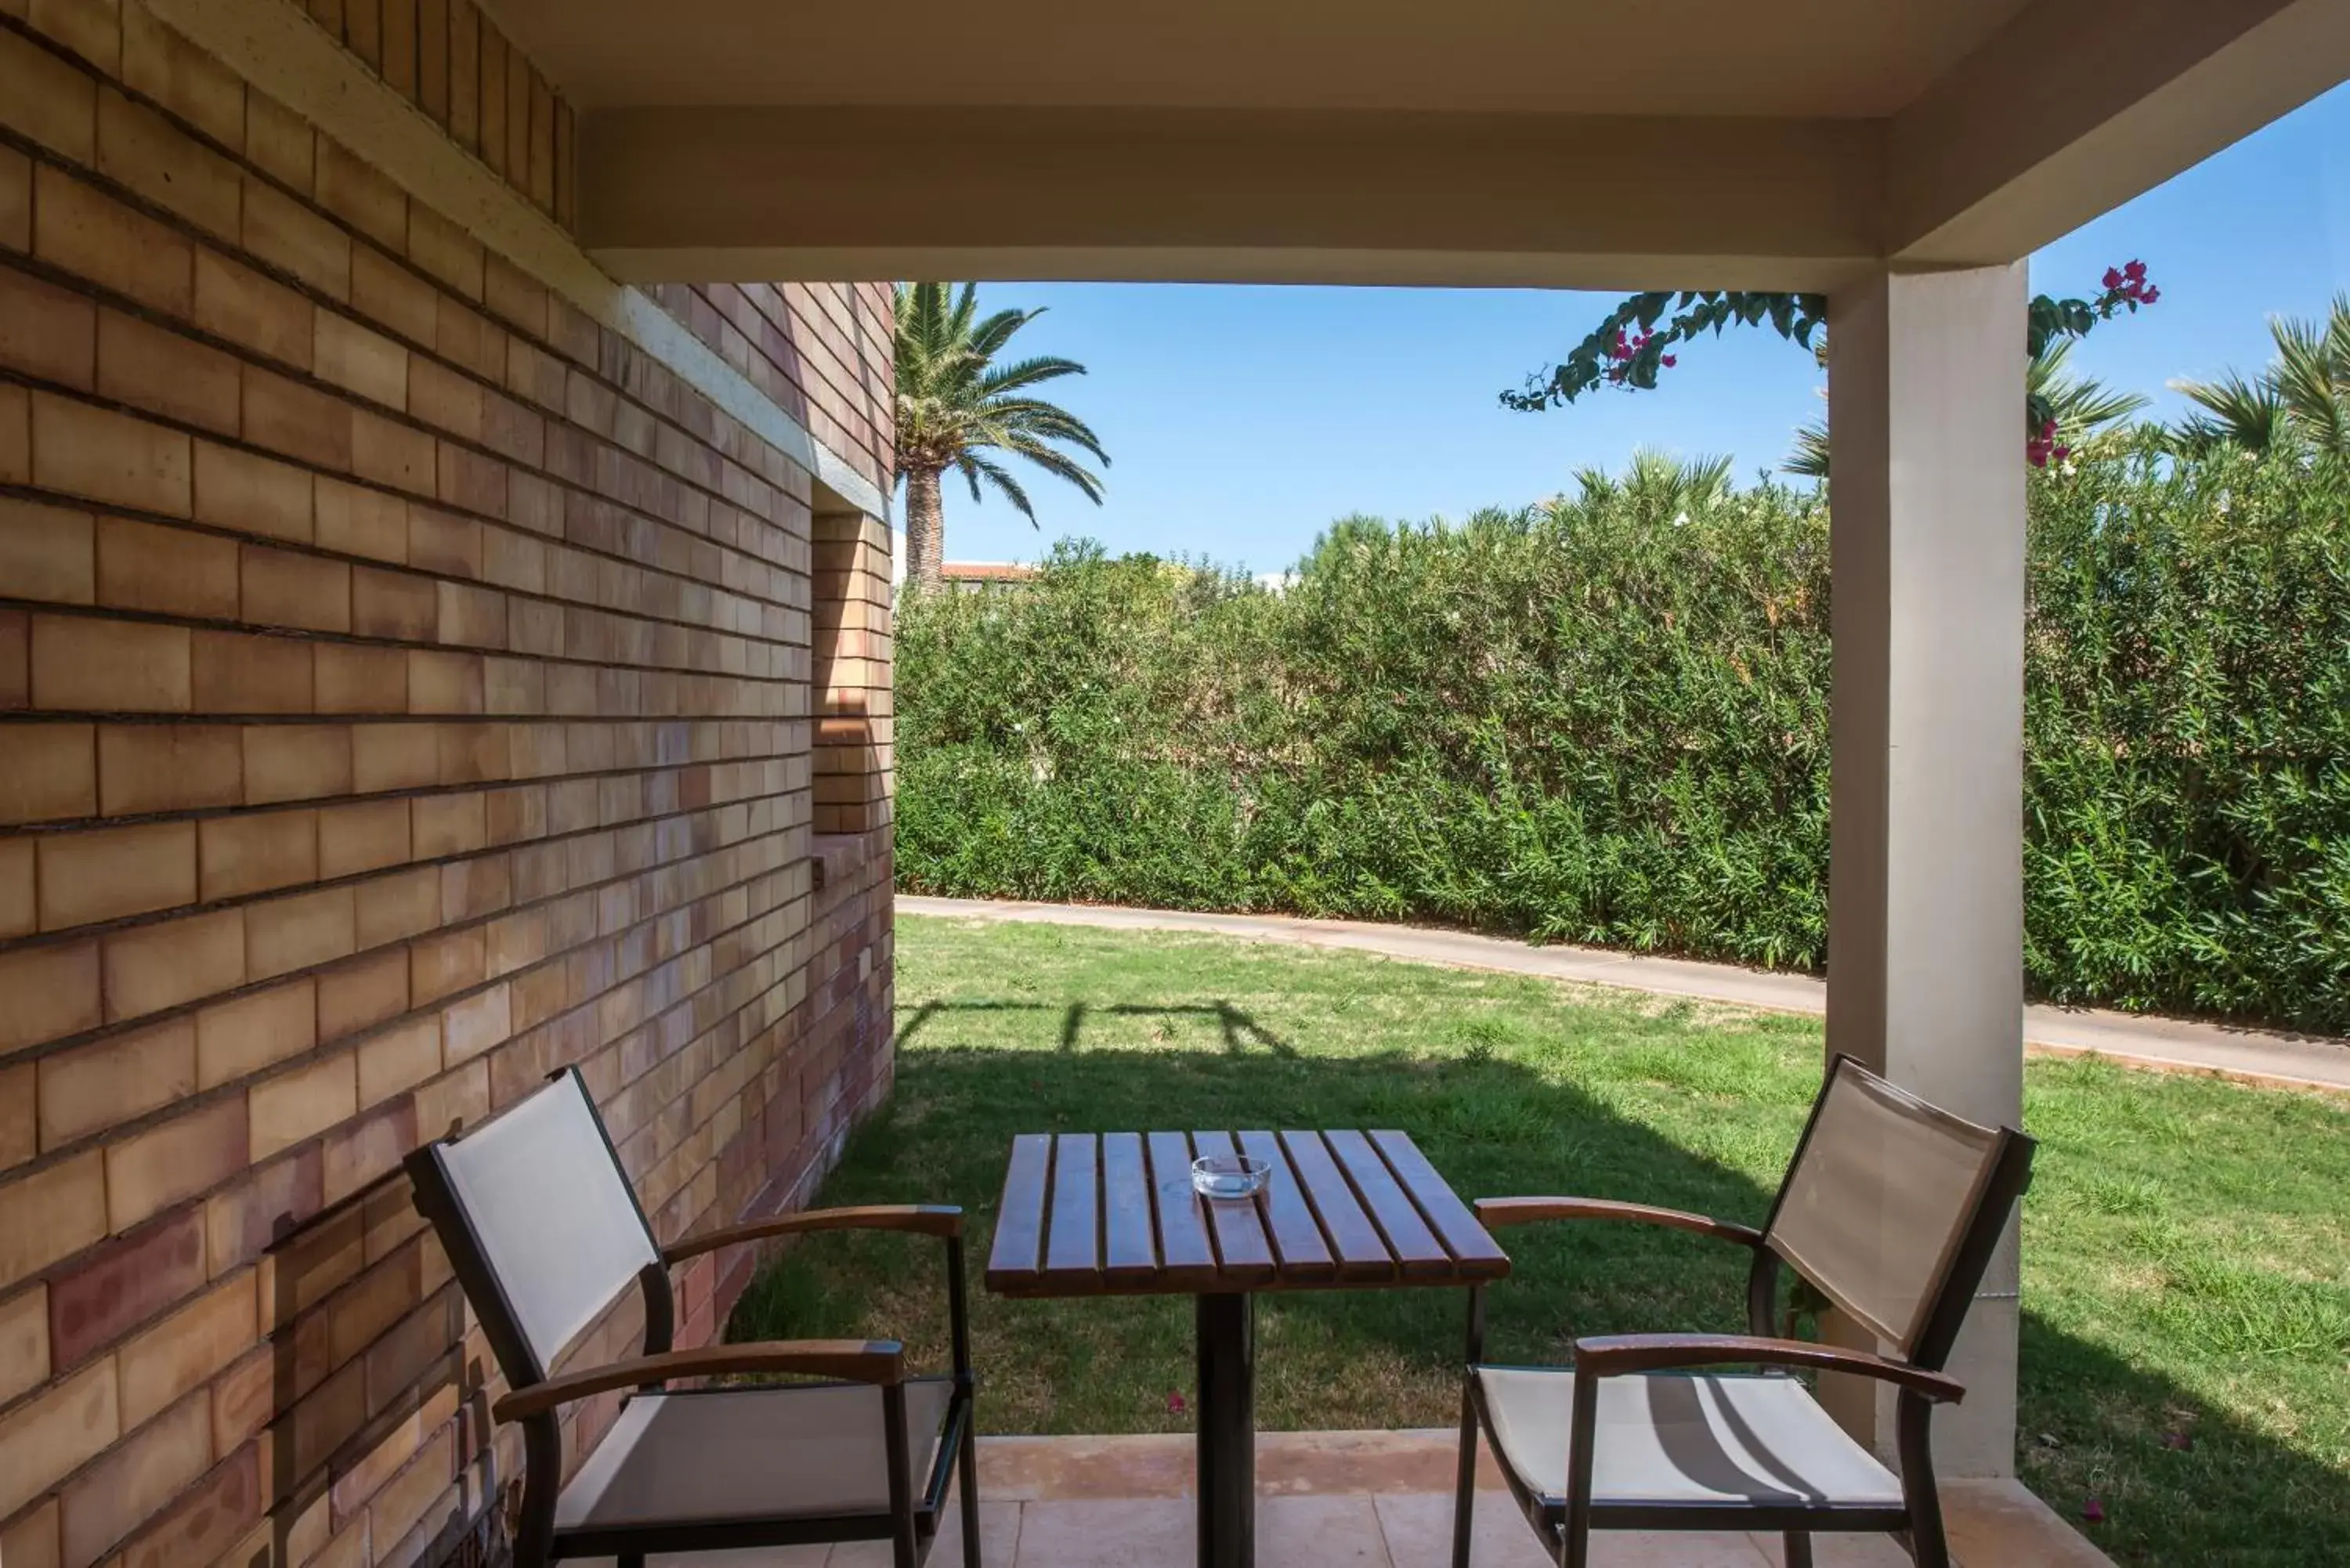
[493,1339,905,1421]
[1572,1332,1965,1403]
[660,1205,964,1265]
[1473,1197,1762,1248]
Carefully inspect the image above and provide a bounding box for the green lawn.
[732,915,2350,1566]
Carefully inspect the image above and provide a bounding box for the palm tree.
[1782,339,2148,479]
[2171,294,2350,457]
[894,283,1108,588]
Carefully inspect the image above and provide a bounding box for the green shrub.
[895,443,2350,1032]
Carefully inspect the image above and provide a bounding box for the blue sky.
[924,82,2350,578]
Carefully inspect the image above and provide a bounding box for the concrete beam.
[576,107,1883,289]
[1889,0,2350,265]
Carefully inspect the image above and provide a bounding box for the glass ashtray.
[1191,1154,1271,1200]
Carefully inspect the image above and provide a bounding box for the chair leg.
[1451,1387,1477,1568]
[1781,1532,1813,1568]
[959,1408,984,1568]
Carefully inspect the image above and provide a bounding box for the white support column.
[1823,264,2027,1479]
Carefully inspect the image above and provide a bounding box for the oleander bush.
[895,439,2350,1031]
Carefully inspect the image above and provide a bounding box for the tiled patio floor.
[613,1429,2116,1566]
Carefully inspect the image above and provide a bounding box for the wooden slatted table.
[986,1129,1510,1568]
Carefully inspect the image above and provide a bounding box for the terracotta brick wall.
[0,8,897,1568]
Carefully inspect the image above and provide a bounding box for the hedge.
[895,442,2350,1033]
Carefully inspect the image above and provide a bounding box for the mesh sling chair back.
[405,1068,982,1568]
[1453,1054,2035,1568]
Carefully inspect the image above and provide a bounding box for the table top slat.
[985,1132,1054,1289]
[1325,1129,1451,1278]
[1042,1132,1101,1288]
[1100,1132,1160,1284]
[1237,1129,1336,1284]
[1278,1129,1395,1282]
[1146,1131,1222,1291]
[1368,1129,1512,1280]
[1191,1130,1278,1286]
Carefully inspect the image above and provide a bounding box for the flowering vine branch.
[1507,264,2161,464]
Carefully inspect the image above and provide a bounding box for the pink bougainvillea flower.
[1166,1389,1188,1415]
[2141,286,2160,305]
[1661,355,1677,368]
[2082,1498,2107,1525]
[2124,259,2147,282]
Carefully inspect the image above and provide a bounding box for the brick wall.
[0,8,896,1568]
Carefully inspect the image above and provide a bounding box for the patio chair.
[1452,1053,2035,1568]
[404,1068,981,1568]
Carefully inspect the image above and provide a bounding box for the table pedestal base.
[1195,1292,1255,1568]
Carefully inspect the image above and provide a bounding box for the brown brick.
[249,1051,357,1160]
[96,88,240,239]
[322,1096,411,1207]
[0,609,24,707]
[0,837,28,938]
[31,394,192,518]
[193,632,312,714]
[118,1436,259,1568]
[240,547,352,634]
[243,883,355,981]
[0,382,24,486]
[240,724,351,805]
[437,981,508,1064]
[0,146,27,254]
[404,649,481,714]
[240,179,349,302]
[33,616,190,713]
[193,250,313,370]
[95,516,240,619]
[96,309,240,435]
[192,443,314,545]
[0,1280,45,1405]
[100,909,244,1022]
[479,656,542,716]
[316,139,404,251]
[356,1016,439,1109]
[315,798,409,881]
[244,93,313,193]
[351,409,436,493]
[207,1344,271,1458]
[316,949,409,1044]
[434,441,505,517]
[313,313,408,407]
[405,506,479,578]
[119,1271,255,1429]
[0,23,97,162]
[59,1386,212,1568]
[349,244,437,347]
[407,925,481,1006]
[434,720,506,785]
[349,721,437,793]
[352,865,438,948]
[0,938,102,1054]
[410,1059,486,1142]
[437,854,508,921]
[104,1093,248,1232]
[98,724,242,815]
[0,262,96,388]
[36,819,197,930]
[49,1216,205,1373]
[198,809,318,900]
[193,977,316,1089]
[38,1016,194,1148]
[0,1358,118,1520]
[120,5,240,141]
[34,166,192,316]
[313,479,407,565]
[241,365,356,474]
[0,721,96,823]
[313,642,407,714]
[0,497,95,605]
[349,565,436,641]
[406,356,480,440]
[26,0,121,72]
[407,791,484,858]
[203,1145,320,1281]
[434,580,505,649]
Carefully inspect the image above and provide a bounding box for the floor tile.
[1013,1498,1193,1567]
[1746,1532,1911,1566]
[1260,1495,1394,1566]
[924,1497,1025,1566]
[1371,1491,1551,1568]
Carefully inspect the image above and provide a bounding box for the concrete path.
[900,895,2350,1094]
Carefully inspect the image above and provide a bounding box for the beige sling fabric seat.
[1452,1054,2036,1568]
[404,1068,983,1568]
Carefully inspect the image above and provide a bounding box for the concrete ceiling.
[477,0,2350,290]
[479,0,2035,118]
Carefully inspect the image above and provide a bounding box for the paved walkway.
[901,895,2350,1093]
